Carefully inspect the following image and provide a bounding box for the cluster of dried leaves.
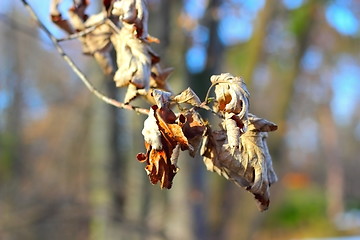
[138,74,278,210]
[50,0,277,210]
[51,0,171,103]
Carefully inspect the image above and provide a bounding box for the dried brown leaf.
[181,109,206,139]
[221,112,247,150]
[82,13,112,52]
[156,108,192,151]
[112,0,150,40]
[122,84,138,104]
[68,8,86,31]
[50,0,75,34]
[180,109,206,157]
[150,64,173,91]
[111,23,152,100]
[50,0,113,74]
[223,113,241,148]
[200,129,227,177]
[112,0,137,22]
[141,106,162,150]
[110,0,163,102]
[152,89,172,108]
[103,0,112,11]
[138,65,173,104]
[201,114,277,211]
[50,0,62,17]
[139,105,193,189]
[173,88,201,106]
[247,113,278,132]
[67,0,90,30]
[51,16,75,34]
[68,9,114,74]
[211,73,249,118]
[238,123,278,210]
[170,144,181,169]
[137,143,178,189]
[70,0,89,22]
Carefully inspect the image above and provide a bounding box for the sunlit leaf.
[201,114,277,211]
[211,73,250,118]
[173,88,201,106]
[138,104,193,189]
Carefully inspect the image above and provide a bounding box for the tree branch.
[20,0,149,115]
[56,20,105,42]
[19,0,278,208]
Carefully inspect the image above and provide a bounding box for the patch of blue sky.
[282,0,305,10]
[192,25,209,45]
[15,0,67,48]
[334,0,354,8]
[218,14,253,46]
[185,1,265,67]
[184,0,206,19]
[301,46,323,73]
[331,56,360,125]
[218,0,266,46]
[0,1,12,13]
[325,3,359,36]
[186,45,207,73]
[0,90,10,111]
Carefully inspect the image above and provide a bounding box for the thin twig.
[20,0,149,115]
[106,18,121,34]
[56,20,105,42]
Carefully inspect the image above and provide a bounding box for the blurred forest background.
[1,0,360,239]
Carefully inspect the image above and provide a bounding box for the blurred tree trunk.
[318,105,344,218]
[151,1,197,240]
[88,73,113,240]
[106,51,126,222]
[4,5,24,179]
[277,2,317,121]
[243,0,273,88]
[185,0,224,239]
[246,2,318,239]
[317,3,345,219]
[156,0,171,56]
